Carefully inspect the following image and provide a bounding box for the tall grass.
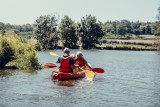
[0,34,42,70]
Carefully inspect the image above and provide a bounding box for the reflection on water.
[0,69,37,77]
[0,50,160,107]
[52,78,94,87]
[0,69,16,76]
[52,80,78,87]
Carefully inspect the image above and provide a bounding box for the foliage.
[0,25,5,35]
[0,14,158,50]
[34,15,59,50]
[0,22,33,32]
[27,38,42,51]
[0,34,42,70]
[103,20,155,37]
[19,32,33,39]
[80,14,104,49]
[59,16,78,48]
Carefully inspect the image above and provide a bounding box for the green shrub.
[27,38,42,51]
[0,34,42,70]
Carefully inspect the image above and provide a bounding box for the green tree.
[131,21,141,35]
[59,16,78,48]
[112,21,117,36]
[80,14,104,49]
[145,25,152,34]
[0,25,5,35]
[34,15,59,50]
[117,20,131,36]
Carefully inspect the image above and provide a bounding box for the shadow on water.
[0,69,17,76]
[52,80,80,87]
[0,68,37,76]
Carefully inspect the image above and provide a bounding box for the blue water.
[0,50,160,107]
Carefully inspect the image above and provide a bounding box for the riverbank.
[97,35,158,51]
[53,45,157,51]
[55,35,158,51]
[96,44,157,51]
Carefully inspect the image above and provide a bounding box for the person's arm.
[70,57,75,69]
[85,63,92,70]
[56,57,61,64]
[84,59,92,70]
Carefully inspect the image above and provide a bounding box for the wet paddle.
[50,52,59,57]
[92,68,104,73]
[44,63,57,68]
[83,70,95,78]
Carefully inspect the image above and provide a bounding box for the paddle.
[50,52,59,57]
[44,63,57,68]
[92,68,104,73]
[83,70,95,78]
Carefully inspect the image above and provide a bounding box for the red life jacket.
[76,57,84,67]
[59,56,72,73]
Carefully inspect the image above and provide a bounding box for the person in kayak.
[56,48,74,73]
[56,48,79,73]
[70,54,81,73]
[52,49,85,80]
[76,51,92,70]
[70,54,76,64]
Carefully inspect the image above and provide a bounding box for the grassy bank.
[98,35,158,51]
[96,44,157,51]
[0,34,42,70]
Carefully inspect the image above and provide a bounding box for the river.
[0,50,160,107]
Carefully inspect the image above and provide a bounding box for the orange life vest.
[76,57,84,67]
[59,56,72,73]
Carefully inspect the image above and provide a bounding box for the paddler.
[70,54,80,73]
[76,51,92,71]
[56,48,79,73]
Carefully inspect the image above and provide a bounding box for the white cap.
[64,48,70,52]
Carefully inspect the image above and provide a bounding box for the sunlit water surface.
[0,50,160,107]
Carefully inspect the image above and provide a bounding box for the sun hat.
[64,48,70,52]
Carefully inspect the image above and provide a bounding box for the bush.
[27,38,42,51]
[0,34,42,70]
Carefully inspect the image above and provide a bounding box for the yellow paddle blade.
[50,52,59,57]
[83,70,95,78]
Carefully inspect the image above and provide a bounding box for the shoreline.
[52,46,158,51]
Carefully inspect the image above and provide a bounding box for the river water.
[0,50,160,107]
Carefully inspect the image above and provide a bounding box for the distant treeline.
[102,20,156,36]
[0,20,156,35]
[0,14,159,50]
[0,22,33,32]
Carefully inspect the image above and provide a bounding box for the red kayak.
[51,70,85,81]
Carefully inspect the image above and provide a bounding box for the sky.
[0,0,160,25]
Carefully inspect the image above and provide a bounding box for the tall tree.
[145,25,152,34]
[112,21,117,36]
[80,14,104,49]
[34,15,59,50]
[59,16,78,48]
